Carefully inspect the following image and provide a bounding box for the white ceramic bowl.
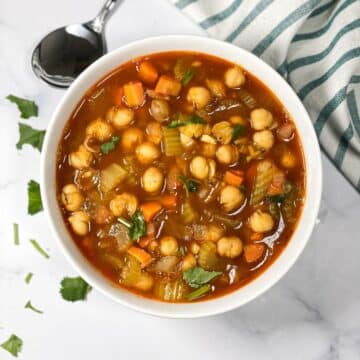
[41,35,322,318]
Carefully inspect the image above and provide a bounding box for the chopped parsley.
[183,266,221,288]
[1,334,23,357]
[118,209,146,241]
[232,124,246,141]
[16,123,45,152]
[25,272,33,284]
[181,68,194,86]
[29,239,49,259]
[167,114,206,128]
[6,94,38,119]
[60,276,92,302]
[100,136,120,154]
[13,223,19,245]
[27,180,43,215]
[178,175,200,197]
[24,300,43,314]
[187,284,211,301]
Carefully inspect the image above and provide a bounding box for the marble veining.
[1,0,360,359]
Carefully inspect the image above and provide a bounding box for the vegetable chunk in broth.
[56,52,305,302]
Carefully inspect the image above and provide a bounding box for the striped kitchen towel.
[170,0,360,191]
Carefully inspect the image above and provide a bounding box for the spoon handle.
[89,0,122,32]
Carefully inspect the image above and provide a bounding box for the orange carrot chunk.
[159,194,177,209]
[244,243,266,263]
[138,61,159,84]
[123,81,145,107]
[155,75,182,96]
[127,246,153,267]
[113,86,124,106]
[224,170,244,187]
[140,201,163,222]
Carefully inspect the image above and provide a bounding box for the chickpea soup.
[56,52,305,302]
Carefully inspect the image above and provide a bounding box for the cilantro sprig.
[181,68,194,86]
[167,114,206,128]
[232,124,246,141]
[178,175,200,197]
[1,334,23,357]
[29,239,49,259]
[100,136,120,154]
[16,123,45,152]
[24,300,43,314]
[6,94,38,119]
[117,209,146,242]
[183,266,221,289]
[27,180,43,215]
[60,276,92,302]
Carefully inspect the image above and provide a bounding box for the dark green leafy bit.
[232,124,246,140]
[268,194,287,203]
[183,266,221,288]
[167,114,206,128]
[181,68,194,86]
[6,94,38,119]
[187,284,211,301]
[29,239,49,259]
[178,175,200,197]
[16,123,45,152]
[13,223,19,245]
[24,300,43,314]
[267,181,294,203]
[178,246,186,256]
[27,180,43,215]
[100,136,120,154]
[118,209,146,241]
[25,272,33,284]
[1,334,23,357]
[60,276,92,302]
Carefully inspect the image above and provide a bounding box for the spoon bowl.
[31,0,120,88]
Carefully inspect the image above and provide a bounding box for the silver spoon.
[31,0,121,88]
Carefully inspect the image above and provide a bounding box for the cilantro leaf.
[24,300,43,314]
[25,272,33,284]
[232,124,245,141]
[27,180,43,215]
[183,266,222,288]
[178,175,200,197]
[1,334,23,357]
[167,114,206,128]
[187,284,211,301]
[6,94,38,119]
[13,223,19,245]
[16,123,46,152]
[118,209,146,241]
[100,136,120,154]
[60,276,92,302]
[29,239,49,259]
[128,209,146,241]
[181,68,194,86]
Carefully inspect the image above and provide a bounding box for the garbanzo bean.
[186,86,211,109]
[150,99,170,122]
[86,118,113,141]
[106,106,134,129]
[281,151,297,168]
[61,184,84,211]
[181,253,197,271]
[109,193,138,217]
[224,66,245,88]
[212,121,233,144]
[190,156,209,180]
[249,210,274,233]
[135,142,160,165]
[146,121,162,145]
[217,236,243,258]
[69,145,93,169]
[253,130,274,150]
[160,236,178,256]
[216,144,239,165]
[250,108,273,130]
[121,127,144,152]
[220,185,244,212]
[142,167,164,193]
[68,211,90,236]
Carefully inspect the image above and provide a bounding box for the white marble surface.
[1,0,360,359]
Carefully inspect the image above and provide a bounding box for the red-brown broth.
[56,51,305,302]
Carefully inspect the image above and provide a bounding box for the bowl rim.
[40,34,322,318]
